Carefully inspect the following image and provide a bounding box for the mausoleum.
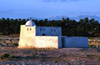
[18,19,88,48]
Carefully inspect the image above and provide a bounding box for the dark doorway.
[62,37,65,48]
[42,34,46,36]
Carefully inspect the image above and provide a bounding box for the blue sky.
[0,0,100,19]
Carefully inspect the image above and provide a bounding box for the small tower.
[18,19,36,48]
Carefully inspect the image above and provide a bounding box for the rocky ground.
[0,47,100,65]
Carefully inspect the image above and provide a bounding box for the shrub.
[9,55,15,58]
[24,57,27,60]
[32,56,36,59]
[0,53,10,58]
[0,53,17,59]
[33,53,38,55]
[86,54,95,57]
[6,43,9,46]
[0,43,4,46]
[89,45,96,48]
[86,54,90,57]
[14,43,18,46]
[54,60,58,62]
[3,53,10,58]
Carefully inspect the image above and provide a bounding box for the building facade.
[18,19,88,48]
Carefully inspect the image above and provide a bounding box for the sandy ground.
[0,47,100,65]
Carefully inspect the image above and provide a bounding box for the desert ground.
[0,35,100,65]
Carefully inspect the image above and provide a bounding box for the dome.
[25,19,35,26]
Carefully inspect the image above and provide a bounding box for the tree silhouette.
[0,17,99,37]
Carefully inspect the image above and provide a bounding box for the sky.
[0,0,100,19]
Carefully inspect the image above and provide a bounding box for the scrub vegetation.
[0,47,99,65]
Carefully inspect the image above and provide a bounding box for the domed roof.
[25,19,36,26]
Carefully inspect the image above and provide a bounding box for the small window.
[27,28,29,31]
[54,29,56,32]
[30,28,31,31]
[51,29,53,32]
[40,28,42,31]
[43,28,45,31]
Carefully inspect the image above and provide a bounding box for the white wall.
[19,25,36,47]
[64,37,88,48]
[36,26,62,36]
[35,36,61,48]
[19,25,88,48]
[19,25,62,48]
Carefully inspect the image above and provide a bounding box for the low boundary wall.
[64,37,88,48]
[35,36,62,48]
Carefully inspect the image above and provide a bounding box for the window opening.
[54,29,56,32]
[27,28,29,31]
[30,28,31,31]
[40,28,42,31]
[43,28,45,31]
[51,29,53,32]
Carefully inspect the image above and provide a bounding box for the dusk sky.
[0,0,100,19]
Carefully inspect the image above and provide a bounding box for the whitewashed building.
[18,19,88,48]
